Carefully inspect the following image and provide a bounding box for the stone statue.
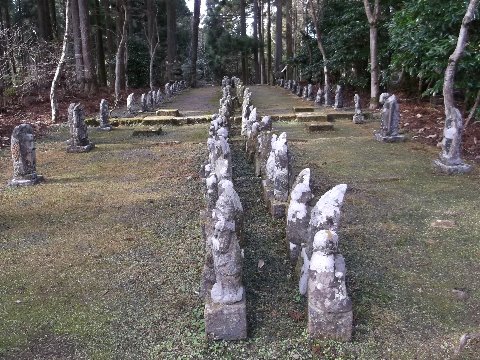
[8,124,44,186]
[99,99,112,130]
[308,229,353,341]
[352,94,365,124]
[324,84,331,106]
[286,168,312,264]
[334,85,343,109]
[126,93,134,114]
[67,103,95,153]
[375,94,405,142]
[308,84,315,100]
[273,132,290,203]
[315,88,324,105]
[141,93,148,112]
[303,85,308,99]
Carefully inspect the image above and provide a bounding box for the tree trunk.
[274,0,282,76]
[78,0,97,93]
[166,0,177,81]
[71,0,85,88]
[285,0,292,80]
[94,0,107,86]
[308,0,329,103]
[465,89,480,128]
[258,0,266,84]
[267,0,272,84]
[363,0,380,109]
[115,4,127,105]
[102,0,115,87]
[38,0,53,41]
[240,0,247,83]
[190,0,201,87]
[49,0,58,39]
[253,0,260,83]
[50,0,71,122]
[145,0,158,90]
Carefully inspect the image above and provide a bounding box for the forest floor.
[0,85,479,359]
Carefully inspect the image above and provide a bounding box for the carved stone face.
[11,124,36,177]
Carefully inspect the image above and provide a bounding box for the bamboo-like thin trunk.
[115,4,127,105]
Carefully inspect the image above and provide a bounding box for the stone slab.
[296,113,328,122]
[132,128,163,136]
[66,143,95,153]
[111,118,145,126]
[326,112,355,121]
[294,107,315,113]
[8,175,44,187]
[205,295,247,340]
[433,160,473,174]
[308,304,353,341]
[270,200,287,219]
[156,109,180,117]
[374,133,407,143]
[307,123,334,132]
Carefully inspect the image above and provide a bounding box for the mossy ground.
[0,86,478,359]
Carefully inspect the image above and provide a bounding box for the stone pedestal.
[433,159,472,174]
[270,200,286,219]
[308,303,353,341]
[205,295,247,340]
[262,179,273,206]
[374,133,406,143]
[8,173,44,187]
[352,114,365,124]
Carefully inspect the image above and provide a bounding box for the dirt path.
[161,86,221,117]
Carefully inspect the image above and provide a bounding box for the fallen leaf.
[258,259,265,269]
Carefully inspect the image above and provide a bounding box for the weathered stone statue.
[67,103,95,153]
[303,85,308,99]
[165,83,172,98]
[205,179,247,340]
[375,94,405,142]
[141,93,148,112]
[334,85,343,109]
[315,88,324,105]
[296,85,303,97]
[8,124,44,186]
[99,99,112,130]
[324,85,331,106]
[286,168,312,264]
[352,94,365,124]
[291,81,297,93]
[126,93,134,114]
[308,229,353,341]
[256,130,273,177]
[308,84,315,100]
[433,106,472,174]
[299,184,347,296]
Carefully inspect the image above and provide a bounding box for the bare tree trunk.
[94,0,107,86]
[71,0,85,88]
[50,0,71,122]
[438,0,478,170]
[240,0,247,83]
[102,0,115,87]
[253,0,260,83]
[285,0,293,80]
[49,0,58,39]
[190,0,201,87]
[38,0,53,41]
[115,4,127,105]
[274,0,282,76]
[267,0,272,84]
[363,0,380,109]
[465,89,480,128]
[166,0,176,81]
[78,0,97,93]
[258,0,266,84]
[145,0,158,90]
[307,0,329,103]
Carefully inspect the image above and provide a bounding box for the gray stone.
[324,84,331,106]
[99,99,112,130]
[315,88,324,105]
[8,124,44,187]
[287,168,312,264]
[352,94,365,124]
[141,94,148,112]
[375,94,406,142]
[255,131,272,177]
[433,105,472,174]
[67,103,95,153]
[334,85,343,109]
[302,85,308,99]
[126,93,134,113]
[204,294,247,340]
[296,85,303,97]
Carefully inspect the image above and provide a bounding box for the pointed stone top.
[310,184,348,232]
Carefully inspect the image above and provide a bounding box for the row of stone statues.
[201,76,247,340]
[127,80,187,114]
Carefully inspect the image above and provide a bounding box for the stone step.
[293,107,315,113]
[155,109,180,117]
[132,127,163,136]
[296,113,328,122]
[307,123,334,132]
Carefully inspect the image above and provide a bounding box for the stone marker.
[99,99,112,130]
[334,85,343,109]
[307,123,334,132]
[286,168,312,264]
[8,124,44,186]
[303,85,308,99]
[127,93,134,114]
[67,103,95,153]
[308,229,353,341]
[315,88,324,105]
[297,85,303,97]
[324,85,331,106]
[352,94,365,124]
[141,93,148,112]
[433,106,472,174]
[375,94,406,142]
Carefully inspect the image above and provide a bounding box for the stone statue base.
[308,302,353,341]
[66,143,95,153]
[261,180,273,206]
[8,174,44,187]
[374,133,406,143]
[353,114,365,124]
[205,295,247,340]
[433,159,472,174]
